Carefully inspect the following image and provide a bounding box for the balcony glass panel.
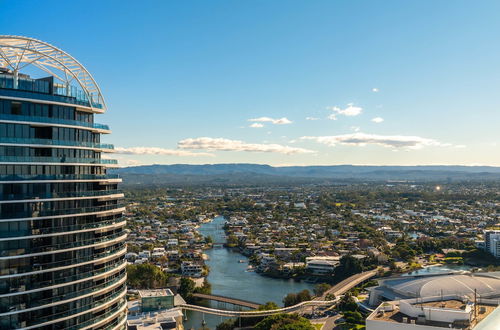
[0,230,126,257]
[0,203,124,220]
[0,78,103,109]
[0,137,113,150]
[0,155,117,165]
[0,113,109,130]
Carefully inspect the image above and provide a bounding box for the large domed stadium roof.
[384,272,500,299]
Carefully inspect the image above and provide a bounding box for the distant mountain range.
[111,164,500,185]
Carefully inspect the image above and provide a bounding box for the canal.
[183,216,314,329]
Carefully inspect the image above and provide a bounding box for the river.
[183,216,314,329]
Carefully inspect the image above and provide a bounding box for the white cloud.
[350,126,361,132]
[178,137,314,155]
[248,117,292,125]
[306,117,319,121]
[326,103,362,120]
[249,123,264,128]
[372,88,379,92]
[371,117,384,123]
[115,147,214,157]
[301,132,451,150]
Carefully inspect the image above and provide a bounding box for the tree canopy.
[255,313,315,330]
[126,264,169,289]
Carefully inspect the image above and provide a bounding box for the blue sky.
[2,0,500,166]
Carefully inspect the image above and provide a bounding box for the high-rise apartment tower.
[0,36,126,329]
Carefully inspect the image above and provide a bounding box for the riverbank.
[184,216,315,329]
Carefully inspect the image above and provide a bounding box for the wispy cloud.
[178,137,314,155]
[248,117,293,125]
[115,147,214,157]
[372,88,379,92]
[301,132,451,150]
[371,117,384,123]
[306,117,319,121]
[249,123,264,128]
[326,103,362,120]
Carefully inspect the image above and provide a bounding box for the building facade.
[0,36,126,329]
[484,230,500,258]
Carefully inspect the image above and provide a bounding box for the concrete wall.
[366,319,449,330]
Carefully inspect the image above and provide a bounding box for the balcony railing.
[0,189,122,202]
[0,174,120,182]
[0,230,126,257]
[0,268,126,312]
[0,244,126,276]
[67,297,127,330]
[7,287,126,328]
[0,137,114,150]
[0,155,117,165]
[0,203,125,220]
[0,218,125,239]
[0,113,109,130]
[0,77,104,109]
[0,259,126,295]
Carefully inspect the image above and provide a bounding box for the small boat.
[246,265,254,272]
[238,259,247,263]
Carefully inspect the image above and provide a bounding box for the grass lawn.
[313,324,323,330]
[335,323,366,330]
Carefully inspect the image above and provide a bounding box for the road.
[315,269,380,329]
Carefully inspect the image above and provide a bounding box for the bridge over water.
[178,300,334,317]
[182,270,379,317]
[317,269,378,300]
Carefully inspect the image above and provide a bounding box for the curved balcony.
[0,218,124,239]
[0,258,126,294]
[0,79,104,109]
[0,231,127,258]
[0,137,114,151]
[0,113,108,131]
[0,267,126,313]
[100,312,127,330]
[0,189,122,203]
[9,285,126,329]
[0,174,120,183]
[65,297,127,330]
[0,219,126,244]
[0,203,125,220]
[0,244,126,278]
[0,155,117,165]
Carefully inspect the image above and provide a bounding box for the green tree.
[296,289,311,302]
[126,264,169,289]
[255,314,314,330]
[344,311,364,325]
[283,290,311,307]
[283,293,297,307]
[215,320,234,330]
[334,255,364,282]
[179,277,196,300]
[314,283,332,296]
[258,301,279,311]
[338,292,358,312]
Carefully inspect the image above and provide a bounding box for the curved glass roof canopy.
[0,35,106,111]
